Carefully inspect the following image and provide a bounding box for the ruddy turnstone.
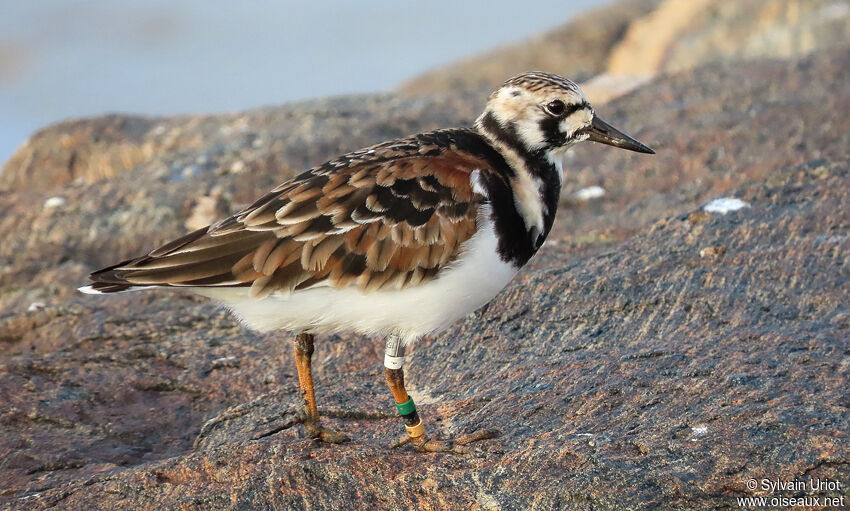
[80,71,653,453]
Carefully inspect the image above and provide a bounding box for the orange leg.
[294,332,348,444]
[384,335,497,453]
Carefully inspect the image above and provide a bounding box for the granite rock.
[608,0,850,75]
[401,0,850,105]
[397,0,660,97]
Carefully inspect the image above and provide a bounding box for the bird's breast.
[195,207,517,343]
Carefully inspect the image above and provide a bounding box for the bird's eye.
[544,100,566,116]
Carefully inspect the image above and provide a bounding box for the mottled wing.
[87,129,490,298]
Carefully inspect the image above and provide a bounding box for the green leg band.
[396,398,416,416]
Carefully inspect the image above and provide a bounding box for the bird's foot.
[304,421,350,444]
[390,429,499,454]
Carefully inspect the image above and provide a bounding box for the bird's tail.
[78,281,140,294]
[78,225,265,296]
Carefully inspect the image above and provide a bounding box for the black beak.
[586,116,654,154]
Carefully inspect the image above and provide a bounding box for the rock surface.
[397,0,661,96]
[1,39,849,511]
[607,0,850,75]
[0,94,483,193]
[401,0,850,103]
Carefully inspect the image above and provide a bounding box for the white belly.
[195,214,517,344]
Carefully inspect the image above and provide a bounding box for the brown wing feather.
[87,129,492,296]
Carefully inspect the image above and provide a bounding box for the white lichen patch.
[230,160,246,174]
[43,196,66,209]
[699,246,726,258]
[573,185,606,201]
[703,197,749,214]
[27,302,46,312]
[690,425,708,440]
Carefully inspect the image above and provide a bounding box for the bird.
[80,71,654,453]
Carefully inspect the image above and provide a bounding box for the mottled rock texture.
[401,0,850,101]
[0,95,483,193]
[1,46,849,511]
[608,0,850,75]
[397,0,661,96]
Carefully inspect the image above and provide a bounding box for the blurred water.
[0,0,605,166]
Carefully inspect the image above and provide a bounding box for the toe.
[455,429,500,445]
[318,428,350,444]
[390,433,411,449]
[390,428,499,454]
[305,423,350,444]
[417,439,469,454]
[416,429,499,454]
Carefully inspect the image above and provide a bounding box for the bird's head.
[475,71,654,164]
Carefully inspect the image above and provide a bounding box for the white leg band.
[384,335,405,370]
